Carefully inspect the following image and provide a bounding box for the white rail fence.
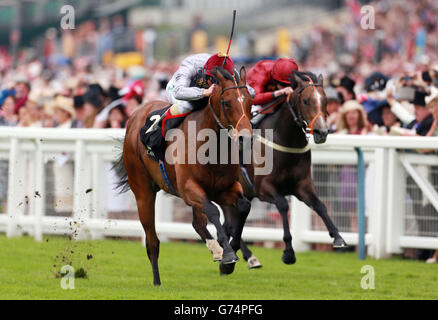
[0,127,437,259]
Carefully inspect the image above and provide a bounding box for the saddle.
[140,105,188,162]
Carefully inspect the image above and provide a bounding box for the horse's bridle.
[208,81,249,139]
[286,81,324,134]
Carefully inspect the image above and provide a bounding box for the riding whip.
[222,9,237,68]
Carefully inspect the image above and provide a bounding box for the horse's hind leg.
[222,205,262,269]
[192,208,223,261]
[137,191,161,286]
[295,180,347,248]
[124,155,161,285]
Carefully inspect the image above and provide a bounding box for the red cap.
[204,53,235,77]
[271,58,299,84]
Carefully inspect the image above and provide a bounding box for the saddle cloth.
[140,105,190,162]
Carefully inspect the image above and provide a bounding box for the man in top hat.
[336,75,356,104]
[406,90,434,136]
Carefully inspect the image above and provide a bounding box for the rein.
[286,79,323,134]
[256,78,324,154]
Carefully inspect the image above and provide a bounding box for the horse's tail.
[112,138,130,194]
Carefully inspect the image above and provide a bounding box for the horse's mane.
[289,70,318,89]
[210,66,235,82]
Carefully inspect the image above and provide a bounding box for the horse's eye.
[303,99,308,105]
[223,101,231,109]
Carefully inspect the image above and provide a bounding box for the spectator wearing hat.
[72,95,85,128]
[373,101,401,135]
[82,84,108,128]
[404,90,434,136]
[51,96,76,129]
[336,76,356,104]
[335,100,369,135]
[360,72,389,126]
[325,86,342,133]
[106,104,128,128]
[51,96,76,214]
[425,88,438,137]
[121,66,151,117]
[335,100,369,234]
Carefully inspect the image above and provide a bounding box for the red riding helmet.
[204,53,235,78]
[271,58,299,84]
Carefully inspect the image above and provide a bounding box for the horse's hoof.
[333,237,348,248]
[247,256,262,269]
[206,239,223,262]
[221,251,239,265]
[281,249,296,265]
[219,261,236,275]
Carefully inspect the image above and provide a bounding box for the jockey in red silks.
[247,57,299,125]
[152,52,242,135]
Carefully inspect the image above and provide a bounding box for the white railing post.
[369,147,390,258]
[33,139,45,242]
[90,152,105,239]
[386,148,405,255]
[6,137,24,237]
[73,139,91,240]
[291,196,312,252]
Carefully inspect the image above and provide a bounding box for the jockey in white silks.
[152,52,254,136]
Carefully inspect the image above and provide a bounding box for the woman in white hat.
[335,100,369,135]
[50,96,76,128]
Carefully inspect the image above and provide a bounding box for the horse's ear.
[317,74,323,86]
[290,72,304,89]
[239,66,247,84]
[215,67,227,86]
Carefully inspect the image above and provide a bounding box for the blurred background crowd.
[0,0,437,138]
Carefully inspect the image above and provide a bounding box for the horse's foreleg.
[259,181,296,265]
[295,180,347,248]
[192,207,223,261]
[182,179,238,270]
[217,182,251,253]
[222,205,262,269]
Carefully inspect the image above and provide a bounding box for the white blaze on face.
[237,95,245,103]
[314,89,326,128]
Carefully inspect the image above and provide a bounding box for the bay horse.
[221,71,347,268]
[115,67,253,285]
